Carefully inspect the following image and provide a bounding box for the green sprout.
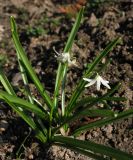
[0,8,133,160]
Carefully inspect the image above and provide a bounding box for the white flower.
[83,74,111,91]
[53,47,77,66]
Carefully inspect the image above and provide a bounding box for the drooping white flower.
[53,47,77,66]
[83,74,111,90]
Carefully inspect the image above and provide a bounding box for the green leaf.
[85,37,121,76]
[72,109,133,136]
[55,142,106,160]
[53,84,121,134]
[76,96,126,108]
[53,109,116,135]
[69,83,121,118]
[18,57,34,104]
[0,90,47,120]
[0,68,47,142]
[0,68,16,95]
[75,109,116,117]
[53,136,133,160]
[10,16,53,110]
[64,7,84,52]
[69,82,121,114]
[3,95,46,143]
[53,7,84,110]
[66,37,121,115]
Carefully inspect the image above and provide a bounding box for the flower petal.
[101,78,111,89]
[83,78,92,82]
[85,79,96,87]
[96,77,101,90]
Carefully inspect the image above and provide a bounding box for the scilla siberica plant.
[0,8,133,160]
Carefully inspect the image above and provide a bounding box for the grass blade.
[18,59,34,104]
[53,7,84,110]
[72,109,133,136]
[53,136,133,160]
[74,109,116,117]
[66,37,121,115]
[0,67,47,142]
[3,96,46,143]
[0,90,47,119]
[0,68,16,95]
[55,142,106,160]
[64,7,84,52]
[53,84,121,134]
[76,96,126,108]
[85,37,121,76]
[10,16,53,110]
[70,83,121,114]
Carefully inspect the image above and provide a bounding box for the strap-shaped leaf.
[68,83,121,120]
[85,38,121,76]
[72,109,133,136]
[18,58,34,104]
[10,16,53,110]
[66,37,121,115]
[0,68,47,142]
[53,136,133,160]
[75,109,116,117]
[3,96,46,143]
[53,7,84,110]
[53,84,121,134]
[68,82,121,115]
[0,90,47,119]
[0,68,16,95]
[55,142,106,160]
[53,109,116,135]
[76,96,126,108]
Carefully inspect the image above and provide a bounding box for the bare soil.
[0,0,133,160]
